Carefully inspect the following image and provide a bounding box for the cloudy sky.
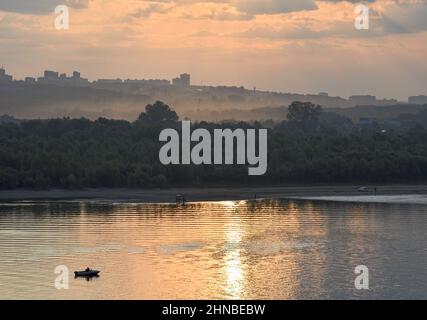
[0,0,426,100]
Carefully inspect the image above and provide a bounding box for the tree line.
[1,101,427,189]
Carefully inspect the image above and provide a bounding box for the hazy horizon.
[1,0,427,101]
[2,64,426,102]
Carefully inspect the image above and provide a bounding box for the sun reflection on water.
[222,201,245,299]
[225,248,244,299]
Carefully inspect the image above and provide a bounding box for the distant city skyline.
[0,65,189,86]
[2,65,427,104]
[2,62,426,102]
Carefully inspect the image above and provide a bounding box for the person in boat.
[85,267,90,272]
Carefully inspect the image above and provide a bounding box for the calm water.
[0,199,426,300]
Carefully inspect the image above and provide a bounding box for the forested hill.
[1,101,427,190]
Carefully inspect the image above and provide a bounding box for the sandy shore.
[1,184,427,203]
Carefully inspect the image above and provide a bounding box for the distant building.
[172,73,190,87]
[408,95,427,105]
[45,70,59,79]
[97,79,123,84]
[349,95,377,105]
[93,78,124,90]
[25,77,36,84]
[37,70,59,84]
[0,66,13,82]
[67,71,89,86]
[123,79,170,86]
[37,70,89,86]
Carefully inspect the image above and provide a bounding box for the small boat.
[74,269,100,277]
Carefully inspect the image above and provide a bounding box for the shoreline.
[1,184,427,203]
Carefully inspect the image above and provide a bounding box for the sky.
[0,0,427,100]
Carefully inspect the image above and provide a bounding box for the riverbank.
[1,184,427,203]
